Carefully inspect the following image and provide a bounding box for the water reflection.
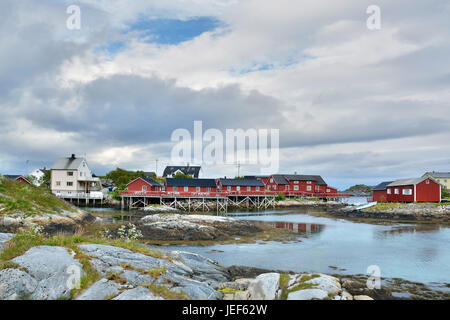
[250,220,325,236]
[376,225,442,238]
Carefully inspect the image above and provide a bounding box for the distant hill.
[344,184,373,195]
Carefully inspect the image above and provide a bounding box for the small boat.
[354,201,377,210]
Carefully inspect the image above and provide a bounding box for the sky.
[0,0,449,189]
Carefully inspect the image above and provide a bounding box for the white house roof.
[388,178,429,187]
[51,156,84,170]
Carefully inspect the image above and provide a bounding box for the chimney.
[70,154,76,160]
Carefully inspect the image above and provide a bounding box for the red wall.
[416,179,441,202]
[386,185,415,202]
[373,190,388,202]
[16,177,31,185]
[127,178,161,192]
[166,186,217,193]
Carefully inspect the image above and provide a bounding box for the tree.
[105,168,146,188]
[172,172,192,179]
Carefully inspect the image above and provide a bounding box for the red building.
[126,177,163,194]
[386,178,441,203]
[283,175,328,195]
[165,178,218,194]
[4,175,31,185]
[372,181,393,203]
[218,178,266,194]
[265,175,290,192]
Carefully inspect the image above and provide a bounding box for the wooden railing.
[118,190,350,198]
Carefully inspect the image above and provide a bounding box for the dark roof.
[373,181,394,191]
[163,166,201,178]
[127,177,163,187]
[283,175,327,186]
[424,172,450,178]
[166,178,217,187]
[144,172,156,179]
[271,175,289,185]
[219,178,265,187]
[51,155,84,170]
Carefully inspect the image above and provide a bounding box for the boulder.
[76,279,124,300]
[248,273,280,300]
[113,286,164,300]
[304,274,341,295]
[0,268,38,300]
[0,233,14,252]
[12,246,84,300]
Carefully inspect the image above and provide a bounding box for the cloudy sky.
[1,0,449,189]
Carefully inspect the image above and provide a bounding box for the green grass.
[278,274,320,300]
[366,202,450,212]
[0,178,75,216]
[143,283,189,300]
[148,267,167,279]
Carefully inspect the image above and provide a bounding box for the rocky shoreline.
[331,203,450,225]
[1,233,447,300]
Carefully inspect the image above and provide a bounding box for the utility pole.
[26,160,29,176]
[155,159,159,177]
[236,161,241,178]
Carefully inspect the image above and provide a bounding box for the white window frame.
[196,187,200,192]
[247,186,251,191]
[307,181,312,184]
[387,188,391,194]
[142,185,147,192]
[294,186,299,191]
[256,186,260,191]
[236,186,241,191]
[294,181,299,184]
[307,186,312,191]
[227,186,231,191]
[184,186,189,192]
[394,188,399,195]
[403,189,412,195]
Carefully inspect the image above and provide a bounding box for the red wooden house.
[386,178,441,203]
[283,175,328,194]
[4,175,31,185]
[218,178,265,194]
[372,181,393,202]
[165,178,218,194]
[265,175,290,192]
[126,177,163,194]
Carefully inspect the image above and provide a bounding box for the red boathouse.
[126,177,163,193]
[386,178,441,203]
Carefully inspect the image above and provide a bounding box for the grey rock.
[121,269,153,287]
[287,288,329,300]
[248,273,280,300]
[12,246,84,300]
[76,278,123,300]
[304,274,341,295]
[0,233,14,252]
[0,268,38,300]
[113,286,164,300]
[354,295,374,300]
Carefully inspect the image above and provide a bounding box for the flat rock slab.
[76,279,124,300]
[287,288,329,300]
[12,246,84,300]
[113,286,164,300]
[304,274,341,295]
[248,273,280,300]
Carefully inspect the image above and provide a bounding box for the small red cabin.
[265,175,290,192]
[5,175,31,185]
[126,177,163,193]
[385,178,441,203]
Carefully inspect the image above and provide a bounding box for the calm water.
[164,210,450,285]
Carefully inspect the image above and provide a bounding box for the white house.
[50,154,101,198]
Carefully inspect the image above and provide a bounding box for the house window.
[184,187,189,192]
[174,187,177,192]
[307,186,312,191]
[67,182,73,186]
[256,186,260,191]
[403,189,412,195]
[387,188,391,194]
[142,186,147,192]
[67,172,73,176]
[56,181,61,186]
[294,181,299,184]
[394,189,399,195]
[196,187,200,192]
[247,186,251,191]
[207,187,211,193]
[294,186,299,191]
[307,181,312,184]
[270,178,273,183]
[227,186,231,191]
[426,180,430,184]
[327,189,331,193]
[236,186,241,191]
